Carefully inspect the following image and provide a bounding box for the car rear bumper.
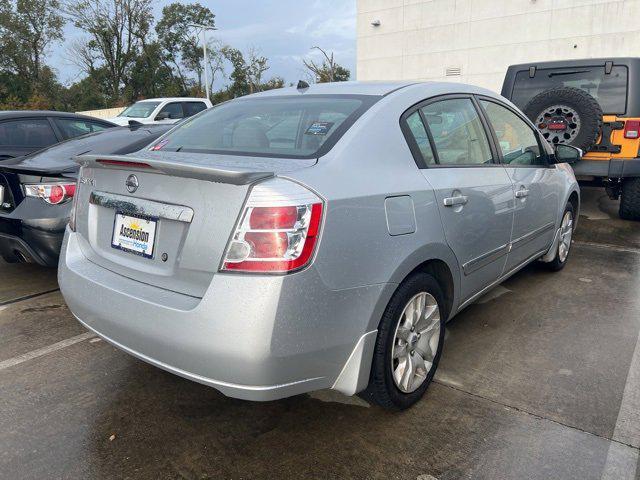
[0,218,66,266]
[573,158,640,179]
[59,229,390,401]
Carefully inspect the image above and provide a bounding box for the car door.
[0,118,60,160]
[402,95,515,302]
[477,98,559,272]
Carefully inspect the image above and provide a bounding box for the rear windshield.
[153,95,377,159]
[119,101,161,118]
[511,66,628,114]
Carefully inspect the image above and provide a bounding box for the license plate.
[111,213,157,258]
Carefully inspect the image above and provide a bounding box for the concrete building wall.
[357,0,640,93]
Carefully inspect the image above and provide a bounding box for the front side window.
[0,119,57,147]
[421,98,493,165]
[159,102,184,119]
[480,100,546,166]
[118,101,162,118]
[511,66,628,114]
[154,95,376,159]
[54,118,110,139]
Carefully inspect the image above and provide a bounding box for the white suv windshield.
[153,95,377,158]
[119,101,162,118]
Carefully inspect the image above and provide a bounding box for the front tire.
[546,202,575,271]
[619,178,640,220]
[360,273,446,410]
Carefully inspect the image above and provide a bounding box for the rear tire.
[360,273,446,410]
[546,202,575,272]
[619,178,640,220]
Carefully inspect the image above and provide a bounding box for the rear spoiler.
[73,154,275,186]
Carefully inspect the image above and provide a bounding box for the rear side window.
[405,111,435,164]
[184,102,207,117]
[511,66,628,114]
[155,95,377,159]
[0,119,57,147]
[421,98,493,166]
[54,118,110,139]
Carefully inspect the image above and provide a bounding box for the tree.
[156,3,216,93]
[303,46,350,83]
[65,0,153,101]
[0,0,64,82]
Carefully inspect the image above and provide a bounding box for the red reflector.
[624,120,640,139]
[65,184,76,197]
[547,122,567,131]
[97,159,153,169]
[249,206,298,229]
[49,185,65,204]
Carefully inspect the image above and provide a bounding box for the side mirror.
[155,111,170,121]
[554,144,582,164]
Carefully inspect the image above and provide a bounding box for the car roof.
[506,57,640,71]
[247,81,418,98]
[0,110,116,124]
[132,97,210,103]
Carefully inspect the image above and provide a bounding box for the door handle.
[443,195,469,207]
[515,189,529,198]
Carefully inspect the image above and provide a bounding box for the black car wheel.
[523,87,602,152]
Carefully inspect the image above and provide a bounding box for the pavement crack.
[433,378,640,451]
[0,288,60,307]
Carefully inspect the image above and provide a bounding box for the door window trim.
[474,95,553,168]
[400,93,501,169]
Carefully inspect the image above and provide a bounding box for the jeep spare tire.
[523,86,603,152]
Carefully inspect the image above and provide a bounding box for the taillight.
[624,120,640,139]
[221,179,324,274]
[24,183,76,205]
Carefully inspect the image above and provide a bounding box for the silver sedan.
[59,81,580,410]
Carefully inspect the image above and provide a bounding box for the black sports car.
[0,123,171,266]
[0,111,116,160]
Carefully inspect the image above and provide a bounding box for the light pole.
[188,24,216,100]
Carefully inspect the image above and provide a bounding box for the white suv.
[108,97,213,126]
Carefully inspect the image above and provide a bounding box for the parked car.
[59,82,580,410]
[0,124,171,266]
[0,111,116,161]
[107,97,213,126]
[502,58,640,219]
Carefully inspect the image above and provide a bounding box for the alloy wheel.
[558,210,573,263]
[390,292,441,393]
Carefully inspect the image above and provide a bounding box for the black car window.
[0,119,57,147]
[159,102,184,119]
[511,66,628,114]
[184,102,208,117]
[480,100,546,166]
[421,98,493,166]
[54,118,111,139]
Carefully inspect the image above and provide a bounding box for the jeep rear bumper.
[573,158,640,179]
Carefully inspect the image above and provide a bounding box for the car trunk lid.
[73,152,316,297]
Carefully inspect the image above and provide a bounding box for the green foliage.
[156,3,215,92]
[0,0,348,112]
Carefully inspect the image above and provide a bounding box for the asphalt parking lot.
[0,186,639,480]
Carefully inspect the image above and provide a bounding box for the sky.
[51,0,357,87]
